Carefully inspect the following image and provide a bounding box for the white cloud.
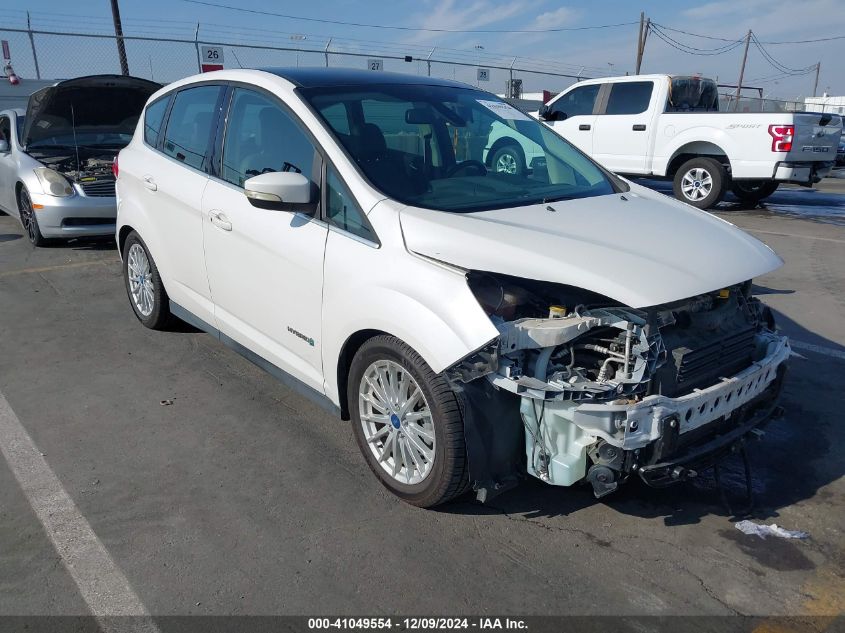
[532,6,579,29]
[405,0,531,44]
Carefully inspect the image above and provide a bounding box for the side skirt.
[169,301,341,417]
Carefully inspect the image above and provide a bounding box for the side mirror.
[539,105,565,122]
[0,139,9,153]
[244,171,316,213]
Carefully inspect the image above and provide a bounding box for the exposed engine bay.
[448,272,790,500]
[33,148,116,183]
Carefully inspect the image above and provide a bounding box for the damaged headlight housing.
[33,167,74,197]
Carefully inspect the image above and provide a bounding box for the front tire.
[731,180,779,204]
[348,335,469,508]
[18,188,50,247]
[122,231,172,330]
[673,157,727,209]
[490,144,526,176]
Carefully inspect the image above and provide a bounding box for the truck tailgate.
[787,112,842,162]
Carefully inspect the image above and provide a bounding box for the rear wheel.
[349,335,469,508]
[673,157,727,209]
[491,144,526,176]
[122,231,173,330]
[18,188,50,247]
[731,180,779,204]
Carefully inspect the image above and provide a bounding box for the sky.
[1,0,843,98]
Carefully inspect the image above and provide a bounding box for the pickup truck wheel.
[491,145,525,176]
[673,157,726,209]
[18,188,50,247]
[122,231,173,330]
[349,335,469,508]
[731,180,779,204]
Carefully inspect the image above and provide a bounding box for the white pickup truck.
[490,74,841,208]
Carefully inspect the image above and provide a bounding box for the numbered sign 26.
[200,46,224,72]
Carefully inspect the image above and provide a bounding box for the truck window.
[604,82,653,115]
[666,77,719,112]
[551,84,600,119]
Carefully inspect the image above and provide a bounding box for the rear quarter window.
[144,96,170,147]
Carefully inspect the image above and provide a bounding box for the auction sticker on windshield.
[477,100,532,122]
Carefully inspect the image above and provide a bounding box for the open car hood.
[399,183,783,308]
[23,75,160,149]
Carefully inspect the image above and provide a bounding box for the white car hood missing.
[399,185,783,308]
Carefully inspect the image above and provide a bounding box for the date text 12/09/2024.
[307,618,528,630]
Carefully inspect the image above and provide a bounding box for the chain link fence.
[0,25,590,95]
[0,24,818,113]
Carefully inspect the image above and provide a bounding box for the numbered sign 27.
[367,59,383,71]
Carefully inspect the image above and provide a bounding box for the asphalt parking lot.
[0,181,844,619]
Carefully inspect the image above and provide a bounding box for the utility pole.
[635,12,644,74]
[110,0,129,76]
[733,29,751,112]
[812,62,820,97]
[635,16,650,75]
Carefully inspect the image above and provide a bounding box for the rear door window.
[604,82,654,115]
[551,84,600,118]
[162,86,222,171]
[144,96,170,147]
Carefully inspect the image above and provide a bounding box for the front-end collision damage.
[445,271,790,501]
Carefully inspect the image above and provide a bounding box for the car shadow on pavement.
[0,233,22,243]
[67,237,118,251]
[441,309,845,528]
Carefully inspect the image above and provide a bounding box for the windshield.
[303,84,618,212]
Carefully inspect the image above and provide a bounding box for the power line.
[750,33,817,75]
[649,24,744,55]
[653,22,845,45]
[175,0,638,33]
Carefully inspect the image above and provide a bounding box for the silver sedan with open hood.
[0,74,159,246]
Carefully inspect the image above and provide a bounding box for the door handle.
[209,210,232,231]
[142,174,157,191]
[579,124,591,131]
[632,124,647,131]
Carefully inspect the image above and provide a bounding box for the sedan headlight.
[34,167,74,197]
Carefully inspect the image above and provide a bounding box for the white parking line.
[749,229,845,245]
[791,340,845,361]
[0,389,160,631]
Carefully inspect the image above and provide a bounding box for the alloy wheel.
[681,167,713,202]
[495,152,519,174]
[358,359,436,485]
[127,243,155,317]
[19,192,38,243]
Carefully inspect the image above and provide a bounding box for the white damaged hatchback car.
[116,68,789,507]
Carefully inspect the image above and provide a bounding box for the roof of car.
[259,67,471,90]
